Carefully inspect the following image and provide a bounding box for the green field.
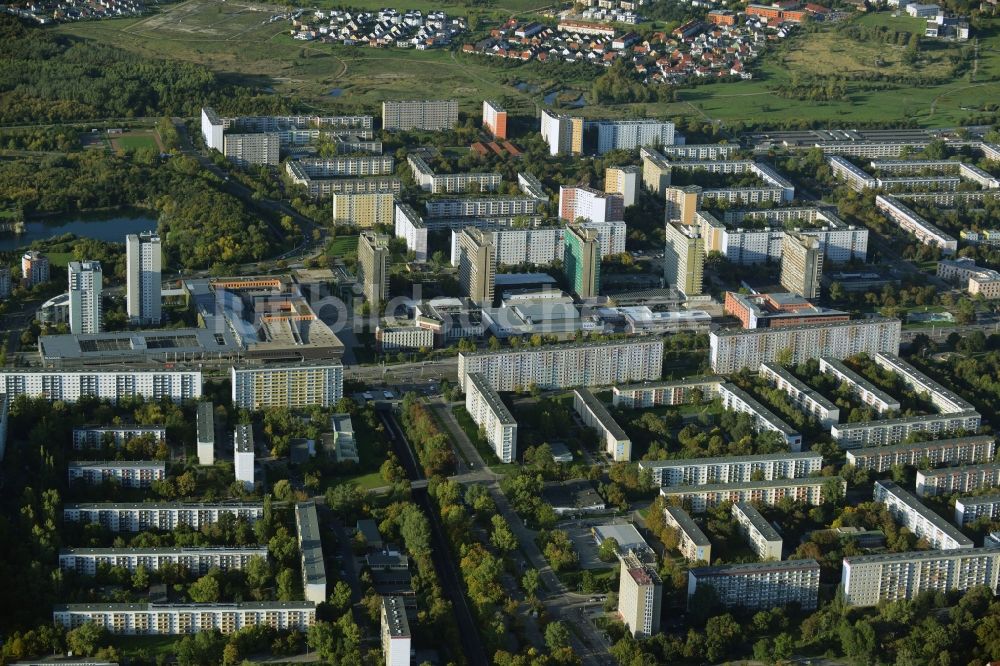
[113,134,160,151]
[326,235,358,258]
[52,0,1000,128]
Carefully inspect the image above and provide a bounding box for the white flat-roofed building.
[126,232,161,325]
[53,602,316,635]
[59,547,268,576]
[709,318,901,374]
[846,436,995,473]
[733,502,782,560]
[759,362,840,427]
[381,596,411,666]
[72,425,166,449]
[68,461,166,488]
[376,319,435,351]
[916,463,1000,498]
[327,413,358,464]
[955,495,1000,526]
[606,165,639,207]
[394,203,429,262]
[875,194,957,254]
[0,369,201,404]
[612,376,723,409]
[231,363,343,410]
[873,480,973,550]
[295,502,327,604]
[63,502,265,533]
[573,388,631,461]
[579,219,628,258]
[451,227,564,268]
[831,411,981,449]
[718,383,802,451]
[687,560,820,611]
[591,118,676,155]
[458,338,664,393]
[382,99,458,131]
[664,506,711,563]
[234,424,255,491]
[819,357,900,414]
[873,353,974,413]
[465,372,517,463]
[841,548,1000,607]
[426,197,538,219]
[661,477,840,513]
[559,186,624,224]
[828,155,879,191]
[618,550,662,638]
[197,402,214,466]
[640,452,823,488]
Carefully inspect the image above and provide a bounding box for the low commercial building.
[842,549,1000,606]
[718,383,802,451]
[231,363,343,410]
[593,524,651,556]
[873,480,973,550]
[845,435,995,473]
[197,402,215,466]
[68,461,166,489]
[819,357,900,415]
[916,463,1000,498]
[759,362,840,427]
[732,502,782,561]
[687,560,821,611]
[72,426,166,450]
[661,477,839,513]
[709,318,901,374]
[458,338,664,393]
[612,376,723,409]
[573,388,631,461]
[63,502,265,532]
[831,411,982,449]
[542,480,606,515]
[617,551,662,638]
[326,413,358,464]
[381,596,412,666]
[53,602,316,635]
[59,547,268,576]
[465,372,518,463]
[0,369,202,404]
[954,494,1000,526]
[664,506,712,563]
[724,292,849,330]
[295,502,327,605]
[640,452,823,488]
[376,319,435,351]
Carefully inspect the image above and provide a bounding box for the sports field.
[54,0,1000,128]
[110,133,163,152]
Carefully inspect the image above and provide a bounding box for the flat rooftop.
[844,547,1000,566]
[917,462,1000,478]
[640,451,821,470]
[734,501,782,542]
[64,502,264,511]
[615,375,724,393]
[467,373,517,425]
[295,502,327,588]
[712,317,899,337]
[875,480,973,547]
[197,402,215,444]
[846,435,994,457]
[234,424,254,454]
[60,546,266,556]
[54,601,314,612]
[665,506,711,546]
[382,596,411,638]
[690,559,820,577]
[68,461,166,469]
[574,388,629,441]
[660,476,831,495]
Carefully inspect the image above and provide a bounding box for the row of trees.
[400,394,457,477]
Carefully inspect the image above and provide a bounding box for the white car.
[383,390,394,399]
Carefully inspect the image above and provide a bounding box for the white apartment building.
[846,435,995,473]
[875,194,957,254]
[661,477,840,513]
[709,318,902,374]
[954,494,1000,526]
[612,376,723,409]
[540,110,584,155]
[53,602,316,635]
[687,560,821,611]
[606,165,639,207]
[579,220,627,257]
[63,502,265,532]
[559,186,624,224]
[295,502,327,605]
[873,480,973,550]
[426,197,538,219]
[72,425,166,449]
[68,260,102,335]
[395,203,429,262]
[592,119,676,155]
[286,157,395,179]
[381,596,411,666]
[382,99,458,131]
[407,154,502,194]
[465,372,518,463]
[68,461,166,489]
[59,547,268,576]
[618,551,662,637]
[0,369,201,404]
[451,227,564,268]
[818,357,900,414]
[22,250,50,286]
[234,424,255,490]
[640,452,823,488]
[828,155,879,191]
[231,363,343,410]
[842,549,1000,607]
[126,232,161,325]
[376,320,435,351]
[197,401,215,466]
[874,352,974,413]
[831,411,982,449]
[664,506,712,563]
[916,463,1000,498]
[759,362,840,428]
[658,144,740,160]
[732,501,782,560]
[718,383,802,450]
[573,388,631,461]
[458,338,664,393]
[223,133,280,166]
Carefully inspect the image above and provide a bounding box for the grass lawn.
[113,635,180,659]
[451,404,505,466]
[43,251,75,267]
[113,134,160,151]
[327,235,358,258]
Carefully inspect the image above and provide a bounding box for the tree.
[490,515,519,554]
[188,572,222,602]
[131,564,150,591]
[66,622,107,657]
[328,580,352,613]
[704,614,741,662]
[272,479,293,502]
[522,569,541,598]
[277,568,297,601]
[545,621,572,652]
[245,555,271,595]
[598,537,620,563]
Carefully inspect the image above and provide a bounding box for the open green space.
[112,635,181,660]
[326,234,358,258]
[112,134,160,151]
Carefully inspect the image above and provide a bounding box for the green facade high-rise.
[564,226,601,299]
